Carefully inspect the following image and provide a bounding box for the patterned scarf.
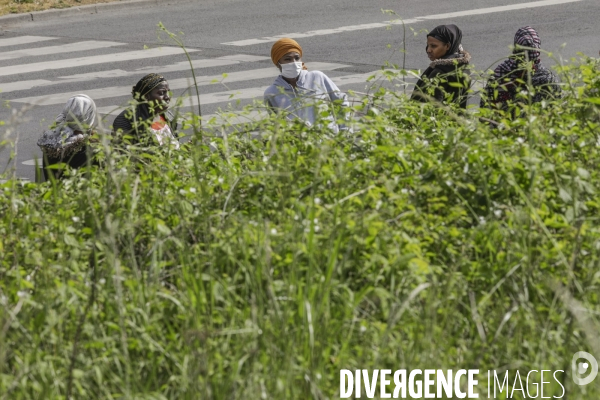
[132,73,166,99]
[494,26,541,81]
[37,94,97,158]
[482,26,560,109]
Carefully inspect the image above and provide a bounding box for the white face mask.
[280,61,303,79]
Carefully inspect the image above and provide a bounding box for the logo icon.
[572,351,598,386]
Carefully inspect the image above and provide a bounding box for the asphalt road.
[0,0,598,181]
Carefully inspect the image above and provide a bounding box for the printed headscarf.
[427,24,463,58]
[494,26,542,80]
[122,73,169,125]
[270,38,308,70]
[37,94,97,157]
[132,73,166,99]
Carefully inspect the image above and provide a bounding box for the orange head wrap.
[271,38,308,70]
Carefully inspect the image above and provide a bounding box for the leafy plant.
[1,46,599,400]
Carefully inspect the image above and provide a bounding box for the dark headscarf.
[126,73,167,122]
[132,73,166,100]
[427,24,463,57]
[112,73,175,137]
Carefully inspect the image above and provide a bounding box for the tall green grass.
[1,55,600,399]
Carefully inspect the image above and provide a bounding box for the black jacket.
[411,50,471,109]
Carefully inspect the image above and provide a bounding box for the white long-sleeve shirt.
[264,70,349,133]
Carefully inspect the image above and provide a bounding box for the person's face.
[426,36,450,61]
[146,82,171,112]
[277,51,301,71]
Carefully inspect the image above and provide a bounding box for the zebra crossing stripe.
[174,71,383,108]
[10,62,348,106]
[0,47,199,77]
[0,41,126,61]
[96,70,383,117]
[0,36,58,48]
[0,55,270,94]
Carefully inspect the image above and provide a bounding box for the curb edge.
[0,0,194,26]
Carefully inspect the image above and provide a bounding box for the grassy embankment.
[1,46,600,398]
[0,0,119,16]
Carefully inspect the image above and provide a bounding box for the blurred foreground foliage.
[1,57,600,399]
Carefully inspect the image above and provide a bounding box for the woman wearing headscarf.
[37,94,97,180]
[411,24,471,109]
[480,26,560,111]
[112,73,179,148]
[264,38,350,133]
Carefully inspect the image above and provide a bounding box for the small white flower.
[17,291,28,298]
[314,198,321,205]
[445,180,453,187]
[72,216,80,223]
[376,200,382,210]
[313,218,319,224]
[364,158,370,163]
[262,156,268,162]
[479,216,486,225]
[494,209,502,218]
[189,187,197,193]
[401,188,408,194]
[270,228,277,235]
[517,137,525,144]
[179,189,187,195]
[218,177,224,184]
[99,278,106,285]
[422,140,429,146]
[314,226,320,232]
[294,215,299,221]
[360,325,367,333]
[349,154,356,161]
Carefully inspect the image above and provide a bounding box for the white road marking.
[0,178,31,183]
[0,55,270,94]
[21,159,42,166]
[11,62,348,106]
[201,110,269,125]
[0,47,199,77]
[0,36,58,48]
[0,40,126,61]
[222,0,583,46]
